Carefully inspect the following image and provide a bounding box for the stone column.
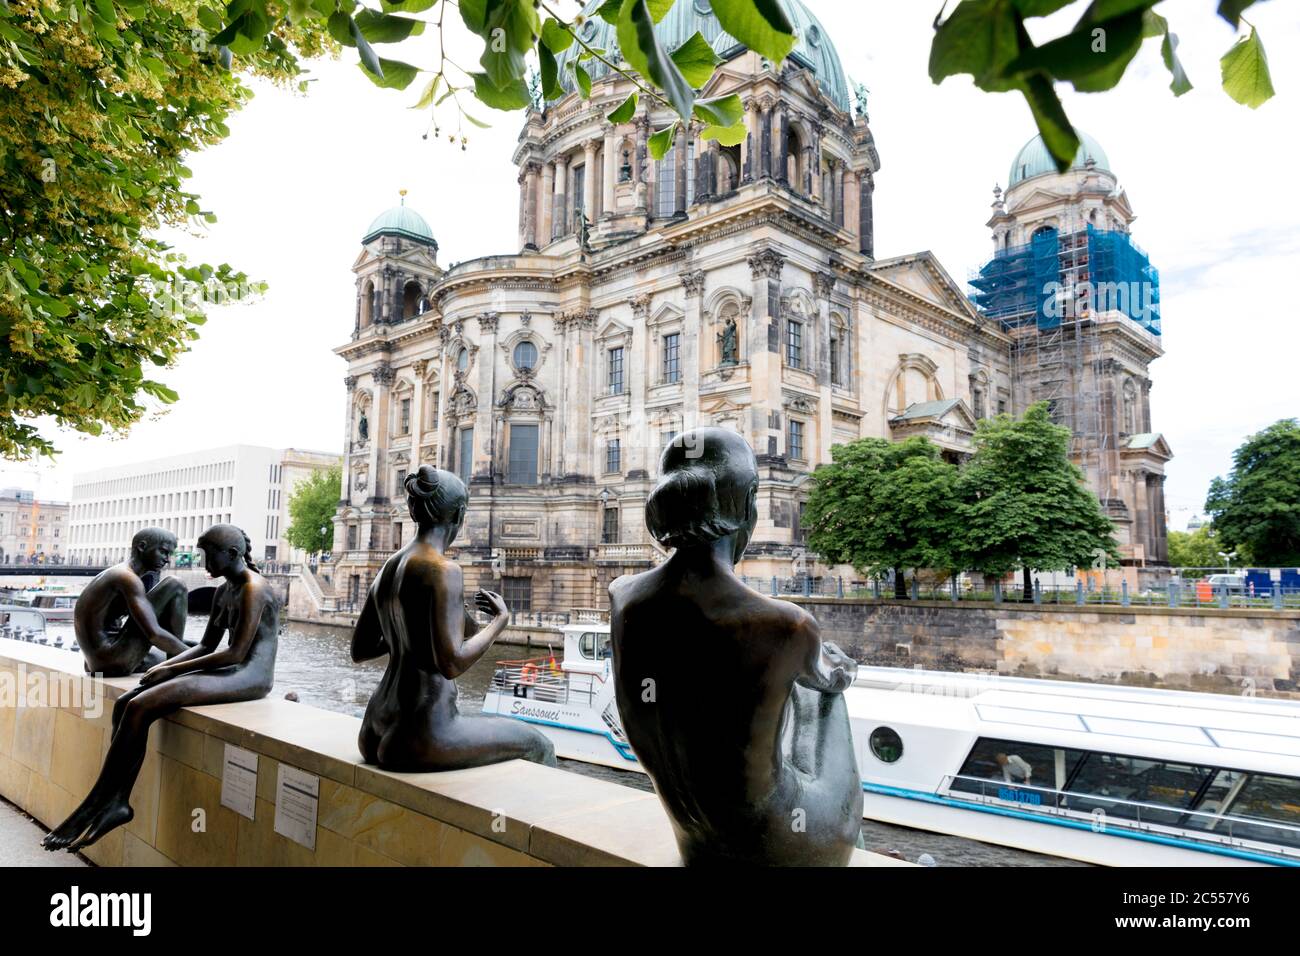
[558,310,597,479]
[521,163,540,249]
[411,360,429,465]
[681,270,705,430]
[834,163,846,227]
[775,102,788,184]
[341,376,357,506]
[583,139,598,221]
[541,161,555,246]
[554,156,569,239]
[366,363,395,505]
[859,172,875,258]
[602,125,617,217]
[742,98,759,183]
[674,127,689,217]
[629,295,652,476]
[473,314,500,484]
[760,99,773,179]
[747,250,785,454]
[813,273,835,463]
[845,169,861,239]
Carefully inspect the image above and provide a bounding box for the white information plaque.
[273,764,320,851]
[219,744,258,821]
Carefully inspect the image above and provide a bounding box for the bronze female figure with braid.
[352,466,555,771]
[43,524,279,852]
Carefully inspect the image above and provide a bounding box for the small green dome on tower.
[363,195,436,245]
[1008,131,1110,187]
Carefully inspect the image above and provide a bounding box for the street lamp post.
[1218,550,1237,573]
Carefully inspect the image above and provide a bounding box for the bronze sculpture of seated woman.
[352,466,555,771]
[44,524,279,852]
[609,428,863,866]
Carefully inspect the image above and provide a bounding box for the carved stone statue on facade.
[609,428,863,865]
[45,525,280,852]
[719,316,739,366]
[358,410,369,443]
[351,466,556,771]
[577,212,592,253]
[73,528,191,677]
[620,149,633,183]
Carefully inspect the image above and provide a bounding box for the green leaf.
[1011,0,1076,14]
[596,0,623,24]
[412,74,442,109]
[354,10,426,44]
[541,18,574,54]
[929,0,1023,88]
[710,0,795,64]
[607,91,638,124]
[670,31,723,89]
[700,121,746,146]
[463,112,492,129]
[648,123,678,161]
[618,0,696,121]
[380,0,438,11]
[326,11,355,46]
[1019,73,1079,170]
[350,18,383,77]
[460,0,489,35]
[361,57,420,90]
[539,44,563,100]
[646,0,675,23]
[574,62,592,98]
[473,72,533,110]
[692,93,743,128]
[1221,25,1274,108]
[1160,28,1193,97]
[1006,8,1146,93]
[1217,0,1261,28]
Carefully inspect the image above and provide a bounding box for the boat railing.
[940,773,1300,859]
[488,658,599,708]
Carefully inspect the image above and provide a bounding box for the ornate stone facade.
[329,2,1169,611]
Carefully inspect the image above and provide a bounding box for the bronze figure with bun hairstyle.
[351,465,555,771]
[44,524,280,852]
[610,428,863,866]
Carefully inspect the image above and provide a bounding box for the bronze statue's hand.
[140,665,174,687]
[475,589,508,619]
[822,642,858,689]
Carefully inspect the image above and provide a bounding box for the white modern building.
[68,445,339,567]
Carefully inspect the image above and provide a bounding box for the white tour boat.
[484,631,1300,866]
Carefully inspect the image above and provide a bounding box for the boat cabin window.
[1225,774,1300,848]
[868,727,904,763]
[1067,756,1218,825]
[951,738,1086,806]
[578,632,612,661]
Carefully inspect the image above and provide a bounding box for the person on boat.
[73,527,191,677]
[609,427,863,866]
[996,752,1033,785]
[44,525,279,852]
[352,466,555,771]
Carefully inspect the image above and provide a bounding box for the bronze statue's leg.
[378,715,557,772]
[52,667,269,853]
[147,576,189,645]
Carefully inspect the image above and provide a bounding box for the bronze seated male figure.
[45,524,280,852]
[74,527,191,677]
[609,428,863,866]
[352,466,555,771]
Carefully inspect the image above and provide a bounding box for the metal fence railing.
[739,575,1300,611]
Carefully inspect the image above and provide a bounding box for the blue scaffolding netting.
[969,225,1161,335]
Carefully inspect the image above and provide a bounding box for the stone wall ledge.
[0,639,902,869]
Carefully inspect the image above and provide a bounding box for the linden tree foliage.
[805,436,960,598]
[286,465,341,555]
[929,0,1277,173]
[955,402,1119,589]
[215,0,796,153]
[0,0,331,460]
[1205,420,1300,567]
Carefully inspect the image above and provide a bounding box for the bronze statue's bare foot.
[43,805,97,850]
[65,800,133,852]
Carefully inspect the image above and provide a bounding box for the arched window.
[785,126,802,189]
[359,280,375,328]
[719,145,741,193]
[1122,380,1138,434]
[513,340,538,372]
[456,347,469,373]
[402,281,422,320]
[829,315,847,386]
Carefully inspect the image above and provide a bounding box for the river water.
[44,616,1084,867]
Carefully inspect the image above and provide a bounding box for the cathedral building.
[330,0,1170,612]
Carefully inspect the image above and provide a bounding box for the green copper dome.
[1008,131,1110,187]
[362,203,436,245]
[554,0,851,113]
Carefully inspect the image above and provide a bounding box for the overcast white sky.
[3,1,1297,530]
